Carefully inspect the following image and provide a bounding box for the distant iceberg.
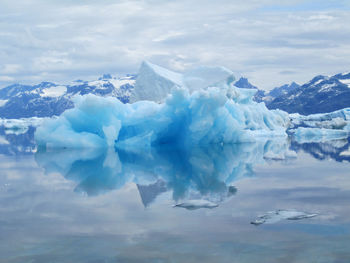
[290,108,350,143]
[35,62,289,149]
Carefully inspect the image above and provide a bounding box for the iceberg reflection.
[35,139,295,207]
[291,137,350,162]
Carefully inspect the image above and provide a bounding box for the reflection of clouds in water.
[2,139,350,262]
[35,139,295,206]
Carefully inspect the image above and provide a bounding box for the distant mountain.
[264,82,299,103]
[0,75,135,118]
[234,77,265,102]
[267,72,350,115]
[1,68,350,119]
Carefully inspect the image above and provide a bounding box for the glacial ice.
[129,61,234,103]
[174,200,219,210]
[251,210,318,225]
[35,62,289,149]
[290,108,350,142]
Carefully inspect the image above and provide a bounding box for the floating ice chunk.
[174,199,219,210]
[251,209,318,225]
[290,108,350,129]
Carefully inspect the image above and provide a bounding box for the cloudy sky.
[1,0,350,90]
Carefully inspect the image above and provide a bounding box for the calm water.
[1,127,350,263]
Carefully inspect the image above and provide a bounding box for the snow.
[318,83,337,92]
[314,79,323,85]
[339,79,350,87]
[41,85,67,97]
[0,99,8,107]
[110,78,136,88]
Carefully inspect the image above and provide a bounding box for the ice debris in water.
[35,62,289,148]
[173,200,219,210]
[251,209,318,225]
[290,108,350,143]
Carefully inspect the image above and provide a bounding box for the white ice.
[251,209,318,225]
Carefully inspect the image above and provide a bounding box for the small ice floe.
[251,209,318,225]
[173,200,219,210]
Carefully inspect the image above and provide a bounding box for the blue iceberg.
[290,108,350,143]
[35,62,289,149]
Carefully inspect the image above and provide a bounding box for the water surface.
[1,128,350,262]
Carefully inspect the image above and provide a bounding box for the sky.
[0,0,350,90]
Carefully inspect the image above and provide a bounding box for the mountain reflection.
[291,137,350,162]
[35,140,294,207]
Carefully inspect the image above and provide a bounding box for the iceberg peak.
[130,61,236,103]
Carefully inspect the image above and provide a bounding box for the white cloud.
[2,64,22,74]
[0,76,14,82]
[0,0,349,90]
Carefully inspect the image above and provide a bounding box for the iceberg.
[290,108,350,143]
[35,62,289,149]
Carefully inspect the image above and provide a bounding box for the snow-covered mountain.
[0,75,135,118]
[263,82,299,103]
[267,72,350,115]
[1,63,350,119]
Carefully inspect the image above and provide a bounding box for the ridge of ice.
[35,86,289,149]
[130,61,235,103]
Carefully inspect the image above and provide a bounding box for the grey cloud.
[0,0,350,90]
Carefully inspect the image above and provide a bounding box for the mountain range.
[0,69,349,119]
